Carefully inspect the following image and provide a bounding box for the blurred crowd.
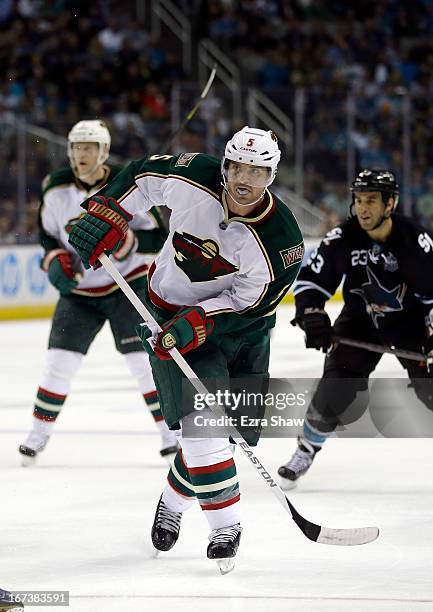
[1,0,433,244]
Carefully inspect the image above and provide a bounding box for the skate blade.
[151,549,160,559]
[279,477,297,491]
[216,558,235,575]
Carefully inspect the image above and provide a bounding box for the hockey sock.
[143,390,164,424]
[302,419,329,449]
[29,415,54,438]
[33,386,67,422]
[123,352,165,423]
[163,448,196,512]
[180,431,241,530]
[33,349,83,421]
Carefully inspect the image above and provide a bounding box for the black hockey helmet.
[350,169,399,210]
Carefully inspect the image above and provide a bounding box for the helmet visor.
[224,160,271,188]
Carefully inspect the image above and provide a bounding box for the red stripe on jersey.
[188,457,235,475]
[200,493,240,511]
[147,262,179,312]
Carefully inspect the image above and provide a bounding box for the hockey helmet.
[67,120,111,170]
[222,126,281,188]
[350,169,399,209]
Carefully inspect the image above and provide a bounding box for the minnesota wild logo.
[173,231,238,282]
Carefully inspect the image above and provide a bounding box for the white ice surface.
[1,303,432,611]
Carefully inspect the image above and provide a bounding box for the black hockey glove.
[292,307,332,353]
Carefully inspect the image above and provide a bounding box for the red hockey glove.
[68,195,132,269]
[137,307,214,360]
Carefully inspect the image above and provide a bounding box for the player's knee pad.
[41,348,83,394]
[123,351,155,393]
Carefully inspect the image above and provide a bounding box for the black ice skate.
[0,587,24,611]
[151,495,182,553]
[207,524,243,575]
[278,437,320,489]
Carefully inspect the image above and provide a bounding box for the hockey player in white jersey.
[68,127,304,573]
[19,120,178,466]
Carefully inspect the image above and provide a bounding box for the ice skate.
[151,495,182,552]
[159,425,179,465]
[207,524,243,575]
[18,430,50,467]
[278,437,320,489]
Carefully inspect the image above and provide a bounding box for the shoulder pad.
[42,167,75,194]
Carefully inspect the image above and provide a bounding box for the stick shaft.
[334,335,425,362]
[162,65,217,154]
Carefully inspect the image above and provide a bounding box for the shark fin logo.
[173,231,238,282]
[350,266,406,327]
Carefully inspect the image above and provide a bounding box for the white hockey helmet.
[222,126,281,187]
[67,120,111,175]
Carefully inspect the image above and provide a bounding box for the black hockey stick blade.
[286,496,379,546]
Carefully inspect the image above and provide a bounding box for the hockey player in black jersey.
[279,169,433,488]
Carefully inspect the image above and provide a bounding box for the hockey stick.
[99,253,378,546]
[333,336,426,362]
[161,64,217,154]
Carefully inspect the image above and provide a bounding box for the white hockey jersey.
[73,154,304,336]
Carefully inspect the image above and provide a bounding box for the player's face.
[354,191,390,230]
[226,161,270,205]
[70,142,100,176]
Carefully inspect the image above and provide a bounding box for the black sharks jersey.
[294,215,433,337]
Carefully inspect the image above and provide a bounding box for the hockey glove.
[112,229,137,261]
[137,306,214,360]
[42,249,80,295]
[292,307,332,352]
[68,195,132,269]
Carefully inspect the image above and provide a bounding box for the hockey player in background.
[19,120,178,466]
[67,126,304,573]
[279,169,433,488]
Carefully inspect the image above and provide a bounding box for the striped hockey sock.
[33,386,67,422]
[143,390,164,424]
[187,456,240,529]
[163,449,196,512]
